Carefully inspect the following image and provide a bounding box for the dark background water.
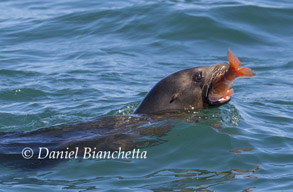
[0,0,292,191]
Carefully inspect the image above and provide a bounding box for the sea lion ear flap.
[169,92,181,103]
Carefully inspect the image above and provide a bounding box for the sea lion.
[135,49,255,114]
[0,49,255,169]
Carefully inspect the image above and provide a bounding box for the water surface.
[0,0,292,191]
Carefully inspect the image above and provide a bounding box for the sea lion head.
[134,62,230,114]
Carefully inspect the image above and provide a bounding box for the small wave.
[0,69,40,77]
[0,88,48,101]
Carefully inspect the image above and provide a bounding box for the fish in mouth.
[208,49,256,105]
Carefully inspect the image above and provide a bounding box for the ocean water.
[0,0,292,191]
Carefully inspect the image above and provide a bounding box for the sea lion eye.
[193,72,203,82]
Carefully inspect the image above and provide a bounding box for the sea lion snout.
[210,62,229,77]
[203,62,230,107]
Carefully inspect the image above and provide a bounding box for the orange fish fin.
[226,89,234,97]
[237,67,256,77]
[223,89,234,98]
[227,49,241,70]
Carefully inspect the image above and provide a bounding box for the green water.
[0,0,292,191]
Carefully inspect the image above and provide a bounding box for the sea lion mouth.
[206,63,231,106]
